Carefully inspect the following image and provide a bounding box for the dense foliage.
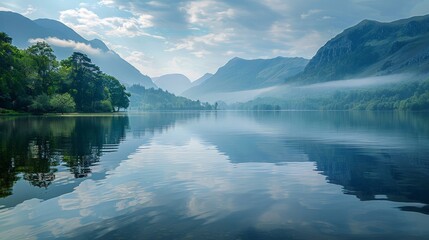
[233,79,429,111]
[0,32,129,113]
[129,85,214,110]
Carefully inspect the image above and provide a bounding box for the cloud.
[29,37,102,55]
[59,8,164,39]
[166,32,232,52]
[0,4,35,16]
[300,9,322,19]
[0,6,12,11]
[182,0,235,26]
[191,50,211,58]
[146,1,167,8]
[98,0,115,6]
[123,50,152,71]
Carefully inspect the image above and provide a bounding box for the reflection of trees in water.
[128,112,202,138]
[64,154,100,178]
[0,113,202,198]
[0,115,129,197]
[23,172,55,188]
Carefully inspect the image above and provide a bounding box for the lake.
[1,111,429,239]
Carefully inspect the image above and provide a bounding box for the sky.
[1,0,429,80]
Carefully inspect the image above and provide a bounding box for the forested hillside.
[0,32,129,113]
[129,85,214,110]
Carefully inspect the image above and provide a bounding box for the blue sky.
[1,0,428,80]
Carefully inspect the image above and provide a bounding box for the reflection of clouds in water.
[0,225,38,240]
[58,180,152,212]
[131,139,329,225]
[44,217,83,237]
[1,130,429,239]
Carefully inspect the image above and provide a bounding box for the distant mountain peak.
[152,74,192,95]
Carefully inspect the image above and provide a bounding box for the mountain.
[0,11,156,88]
[152,74,192,95]
[191,73,213,87]
[294,14,429,84]
[183,57,308,99]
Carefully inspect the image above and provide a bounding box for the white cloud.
[103,41,130,52]
[166,32,232,52]
[224,50,244,57]
[300,9,322,19]
[0,7,12,11]
[183,0,235,26]
[124,51,150,68]
[59,8,163,39]
[146,1,167,8]
[191,50,211,58]
[121,50,162,77]
[22,5,36,16]
[28,37,102,55]
[98,0,115,6]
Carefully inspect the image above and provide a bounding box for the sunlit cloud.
[59,8,163,39]
[29,37,102,55]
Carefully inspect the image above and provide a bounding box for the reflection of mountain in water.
[306,142,429,215]
[288,112,429,215]
[187,111,429,214]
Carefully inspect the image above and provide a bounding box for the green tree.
[29,94,51,113]
[61,52,103,112]
[26,42,58,95]
[50,93,76,113]
[1,35,130,114]
[103,74,130,111]
[0,32,29,110]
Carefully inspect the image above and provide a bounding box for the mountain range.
[183,14,429,103]
[0,11,156,88]
[293,14,429,84]
[1,11,428,105]
[183,57,308,100]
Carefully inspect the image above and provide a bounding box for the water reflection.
[0,116,129,201]
[186,112,429,214]
[0,111,428,239]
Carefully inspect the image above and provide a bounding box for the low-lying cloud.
[29,37,102,55]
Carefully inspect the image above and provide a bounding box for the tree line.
[128,85,215,110]
[0,32,130,113]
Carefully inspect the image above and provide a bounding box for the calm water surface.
[0,111,429,239]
